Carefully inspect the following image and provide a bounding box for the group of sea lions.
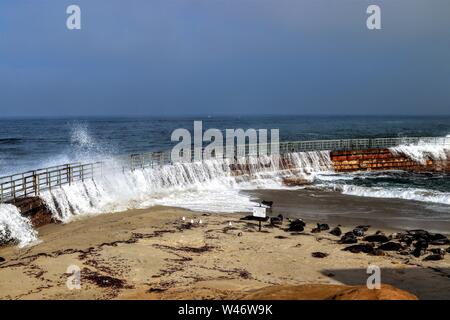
[242,201,449,262]
[285,218,450,261]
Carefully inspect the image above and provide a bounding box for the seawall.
[330,148,450,172]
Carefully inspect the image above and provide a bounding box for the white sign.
[253,206,267,218]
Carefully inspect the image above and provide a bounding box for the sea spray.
[0,204,38,247]
[336,184,450,205]
[40,151,333,220]
[390,142,450,165]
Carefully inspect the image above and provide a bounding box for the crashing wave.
[0,204,38,247]
[336,184,450,205]
[40,151,333,221]
[389,140,450,165]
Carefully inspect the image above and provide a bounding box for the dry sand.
[0,206,449,300]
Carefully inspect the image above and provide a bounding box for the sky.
[0,0,449,117]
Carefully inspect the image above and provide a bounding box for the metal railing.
[0,162,102,203]
[1,136,449,203]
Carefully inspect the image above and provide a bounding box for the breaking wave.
[3,135,450,247]
[40,151,333,222]
[336,184,450,205]
[390,145,450,165]
[0,204,38,247]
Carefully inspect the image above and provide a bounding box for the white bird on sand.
[182,216,186,221]
[228,222,232,226]
[199,220,203,224]
[190,219,194,224]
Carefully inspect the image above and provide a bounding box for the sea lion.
[339,232,358,244]
[343,243,375,254]
[423,254,444,261]
[287,219,305,232]
[312,223,329,233]
[329,227,342,237]
[377,241,403,251]
[363,234,389,243]
[270,214,284,225]
[311,252,328,258]
[352,227,365,237]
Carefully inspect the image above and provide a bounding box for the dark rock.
[329,227,342,237]
[343,243,374,254]
[339,232,358,244]
[399,250,410,256]
[274,235,288,239]
[377,242,403,252]
[363,234,389,243]
[423,254,444,261]
[287,219,305,232]
[0,257,5,263]
[447,247,450,254]
[356,225,371,232]
[311,252,328,258]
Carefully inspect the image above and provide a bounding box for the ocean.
[1,115,450,246]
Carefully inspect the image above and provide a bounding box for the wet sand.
[0,205,449,300]
[245,188,450,233]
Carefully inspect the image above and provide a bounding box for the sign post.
[252,206,267,232]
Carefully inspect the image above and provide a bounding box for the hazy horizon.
[1,0,449,117]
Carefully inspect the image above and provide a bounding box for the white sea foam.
[390,140,450,165]
[0,204,38,247]
[336,184,450,205]
[39,151,333,221]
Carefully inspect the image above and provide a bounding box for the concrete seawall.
[330,148,450,172]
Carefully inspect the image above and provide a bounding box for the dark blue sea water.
[1,115,450,176]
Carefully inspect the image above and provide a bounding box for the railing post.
[12,180,16,201]
[67,165,71,185]
[33,172,39,196]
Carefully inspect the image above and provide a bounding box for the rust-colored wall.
[330,148,450,172]
[10,197,54,227]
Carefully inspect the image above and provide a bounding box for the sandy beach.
[0,203,449,300]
